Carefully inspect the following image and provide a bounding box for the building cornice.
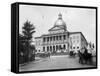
[42,32,69,37]
[69,32,87,43]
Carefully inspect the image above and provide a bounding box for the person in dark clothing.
[78,50,84,64]
[78,47,92,64]
[84,47,92,64]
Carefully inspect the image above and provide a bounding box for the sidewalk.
[19,57,42,67]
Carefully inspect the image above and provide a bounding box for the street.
[19,55,96,72]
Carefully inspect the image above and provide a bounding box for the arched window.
[43,47,45,51]
[53,46,55,51]
[73,47,75,49]
[50,46,52,52]
[47,46,49,51]
[59,45,61,50]
[77,46,79,49]
[56,45,58,51]
[63,45,66,49]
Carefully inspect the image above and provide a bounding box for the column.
[66,43,68,51]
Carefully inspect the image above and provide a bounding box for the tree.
[19,34,24,55]
[19,34,26,63]
[22,20,36,62]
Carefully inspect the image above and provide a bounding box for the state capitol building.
[35,13,87,54]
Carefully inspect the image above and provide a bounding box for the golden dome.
[54,13,67,30]
[55,19,66,26]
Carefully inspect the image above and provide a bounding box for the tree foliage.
[19,20,36,63]
[22,20,35,42]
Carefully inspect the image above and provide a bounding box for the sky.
[19,5,96,44]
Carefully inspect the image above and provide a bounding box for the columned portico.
[41,13,69,53]
[42,43,68,53]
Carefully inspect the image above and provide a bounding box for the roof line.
[69,32,87,43]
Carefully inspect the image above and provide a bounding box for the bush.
[30,54,35,61]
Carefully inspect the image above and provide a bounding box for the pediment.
[49,26,63,31]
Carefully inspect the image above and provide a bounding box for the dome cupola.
[54,13,67,31]
[48,13,68,32]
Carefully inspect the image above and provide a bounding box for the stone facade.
[35,13,87,53]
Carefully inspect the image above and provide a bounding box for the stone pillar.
[45,46,47,52]
[66,43,68,51]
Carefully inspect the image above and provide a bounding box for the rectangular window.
[47,37,49,42]
[59,36,61,40]
[73,36,75,39]
[43,38,45,42]
[63,35,66,40]
[53,36,55,41]
[77,40,79,43]
[56,36,58,40]
[73,40,75,43]
[50,37,52,41]
[43,47,45,51]
[77,36,79,39]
